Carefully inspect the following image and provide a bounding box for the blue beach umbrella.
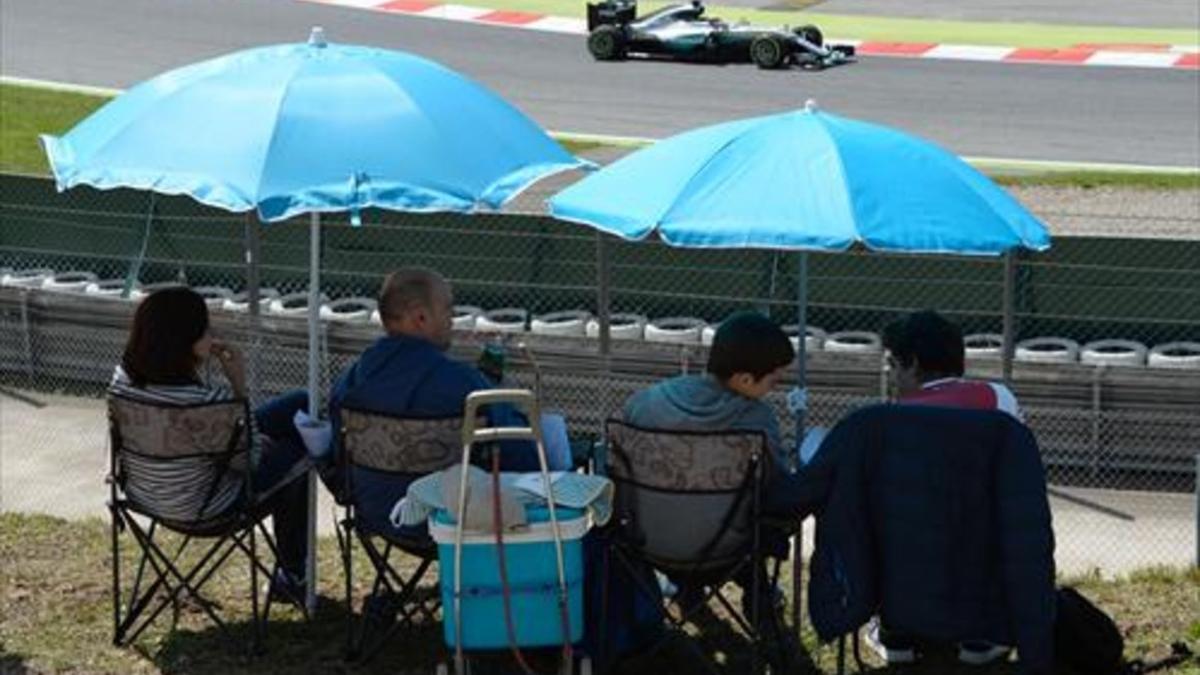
[549,101,1050,435]
[43,27,589,610]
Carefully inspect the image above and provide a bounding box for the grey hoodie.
[622,374,820,517]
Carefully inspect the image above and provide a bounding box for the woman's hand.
[210,340,247,398]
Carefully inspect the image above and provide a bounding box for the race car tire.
[588,26,627,61]
[750,35,787,69]
[795,24,823,47]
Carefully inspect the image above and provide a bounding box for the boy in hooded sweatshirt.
[622,311,822,519]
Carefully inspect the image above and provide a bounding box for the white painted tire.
[1080,339,1148,367]
[783,324,826,352]
[645,317,705,345]
[1147,341,1200,370]
[586,313,646,340]
[191,285,233,310]
[701,325,716,346]
[964,333,1004,360]
[268,291,329,318]
[320,297,377,324]
[42,271,98,293]
[475,308,528,333]
[1015,337,1080,364]
[452,305,483,331]
[1,267,54,289]
[140,281,188,296]
[221,288,281,313]
[824,331,882,353]
[370,309,382,326]
[531,310,591,337]
[85,279,144,300]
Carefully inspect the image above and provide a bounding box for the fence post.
[1001,250,1017,384]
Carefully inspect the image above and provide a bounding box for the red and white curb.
[304,0,1199,70]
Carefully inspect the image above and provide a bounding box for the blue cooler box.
[431,505,587,649]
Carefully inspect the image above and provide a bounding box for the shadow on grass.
[610,599,821,675]
[150,594,444,674]
[1,652,35,675]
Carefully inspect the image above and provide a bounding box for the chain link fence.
[2,173,1198,588]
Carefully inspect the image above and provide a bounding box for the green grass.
[415,0,1199,47]
[0,84,109,176]
[994,171,1200,190]
[2,513,1199,674]
[4,82,1198,191]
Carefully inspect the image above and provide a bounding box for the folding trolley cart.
[434,389,592,675]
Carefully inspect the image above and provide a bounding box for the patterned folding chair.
[336,407,465,663]
[106,394,308,653]
[601,419,789,675]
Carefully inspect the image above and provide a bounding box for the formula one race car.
[586,0,855,69]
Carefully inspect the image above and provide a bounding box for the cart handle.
[462,389,543,447]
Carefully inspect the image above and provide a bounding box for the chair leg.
[249,521,263,655]
[120,517,242,648]
[838,634,847,675]
[337,513,356,659]
[110,503,123,646]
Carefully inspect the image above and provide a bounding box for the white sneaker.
[864,617,917,664]
[958,640,1011,665]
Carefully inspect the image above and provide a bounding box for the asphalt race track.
[2,0,1197,167]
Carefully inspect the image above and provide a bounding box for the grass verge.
[3,81,1197,190]
[2,513,1199,674]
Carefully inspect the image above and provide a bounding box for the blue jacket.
[807,404,1056,675]
[330,334,537,534]
[622,374,824,518]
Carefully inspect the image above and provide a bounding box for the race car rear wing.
[586,0,637,30]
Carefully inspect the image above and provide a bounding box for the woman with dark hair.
[110,286,310,601]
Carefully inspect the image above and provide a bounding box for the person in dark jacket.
[326,268,537,536]
[807,404,1056,675]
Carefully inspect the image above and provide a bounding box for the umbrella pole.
[596,232,612,454]
[791,251,808,636]
[305,212,321,614]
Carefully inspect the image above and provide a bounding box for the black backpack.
[1054,586,1126,675]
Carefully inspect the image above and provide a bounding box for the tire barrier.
[1015,337,1080,364]
[1147,342,1200,370]
[531,310,591,337]
[585,313,647,341]
[964,333,1004,360]
[85,279,144,300]
[191,285,233,310]
[42,271,98,293]
[140,281,188,296]
[824,330,882,353]
[268,291,329,318]
[452,305,483,331]
[1,268,55,289]
[475,307,528,334]
[645,317,706,345]
[701,325,716,346]
[320,297,377,324]
[1080,339,1148,368]
[222,288,281,313]
[783,324,827,352]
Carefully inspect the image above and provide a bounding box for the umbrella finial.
[804,99,818,113]
[308,26,327,48]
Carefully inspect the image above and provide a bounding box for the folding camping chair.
[106,394,308,653]
[336,407,463,663]
[600,419,792,675]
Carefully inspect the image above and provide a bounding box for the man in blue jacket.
[327,267,537,536]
